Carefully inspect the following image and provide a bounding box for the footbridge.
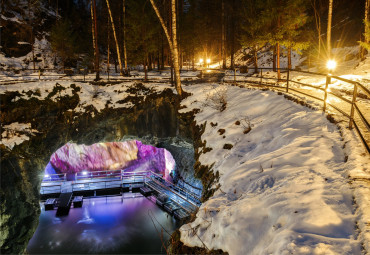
[40,169,201,220]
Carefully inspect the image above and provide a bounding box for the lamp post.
[206,58,211,68]
[199,58,204,67]
[323,59,336,112]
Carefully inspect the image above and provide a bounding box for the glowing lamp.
[82,171,88,176]
[326,60,336,71]
[199,58,204,63]
[206,59,211,64]
[45,174,50,178]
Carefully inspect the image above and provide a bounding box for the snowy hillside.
[179,84,369,255]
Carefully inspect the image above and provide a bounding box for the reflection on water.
[27,193,180,254]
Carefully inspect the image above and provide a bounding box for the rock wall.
[0,85,198,254]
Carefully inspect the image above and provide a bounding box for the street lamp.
[199,58,204,64]
[206,58,211,68]
[326,60,337,72]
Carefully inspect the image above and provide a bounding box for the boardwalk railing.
[226,67,370,154]
[40,169,201,210]
[0,67,200,84]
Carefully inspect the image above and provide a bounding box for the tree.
[239,0,268,73]
[50,19,78,67]
[123,0,128,74]
[360,0,370,58]
[327,0,333,59]
[91,0,100,80]
[150,0,182,97]
[281,0,310,69]
[311,0,324,62]
[106,0,123,75]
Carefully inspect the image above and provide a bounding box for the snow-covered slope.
[179,84,369,255]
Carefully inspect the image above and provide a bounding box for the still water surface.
[27,193,180,254]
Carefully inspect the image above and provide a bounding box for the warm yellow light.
[326,60,337,70]
[199,58,204,63]
[206,58,211,64]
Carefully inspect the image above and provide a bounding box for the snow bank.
[0,122,39,149]
[179,84,368,254]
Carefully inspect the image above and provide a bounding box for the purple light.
[45,141,176,181]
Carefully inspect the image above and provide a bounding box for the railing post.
[234,68,236,84]
[200,70,203,79]
[349,83,358,129]
[38,69,41,80]
[286,69,290,93]
[323,74,331,112]
[260,68,263,85]
[83,69,86,82]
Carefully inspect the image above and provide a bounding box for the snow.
[0,80,174,149]
[1,49,369,254]
[0,122,39,149]
[179,84,369,255]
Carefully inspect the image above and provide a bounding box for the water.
[27,193,180,254]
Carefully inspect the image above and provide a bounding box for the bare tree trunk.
[362,0,369,59]
[254,45,258,73]
[106,0,123,75]
[222,0,226,69]
[273,46,276,71]
[161,31,164,69]
[311,0,321,63]
[92,0,100,80]
[123,0,128,74]
[327,0,333,59]
[107,16,110,77]
[277,14,281,80]
[366,0,369,45]
[91,0,96,71]
[150,0,182,96]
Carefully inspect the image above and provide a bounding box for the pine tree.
[50,19,78,67]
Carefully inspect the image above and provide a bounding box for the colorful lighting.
[45,141,176,182]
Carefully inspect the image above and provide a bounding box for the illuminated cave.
[44,140,177,182]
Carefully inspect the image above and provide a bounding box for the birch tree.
[106,0,123,75]
[150,0,183,97]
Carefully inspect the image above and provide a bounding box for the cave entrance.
[27,139,202,254]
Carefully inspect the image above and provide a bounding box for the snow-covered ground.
[1,69,369,254]
[0,122,39,149]
[224,46,370,93]
[179,84,369,255]
[0,80,174,149]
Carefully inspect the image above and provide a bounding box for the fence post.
[234,68,236,84]
[260,68,263,85]
[83,69,86,82]
[286,69,290,93]
[349,83,358,129]
[38,69,41,80]
[323,75,331,112]
[200,70,203,79]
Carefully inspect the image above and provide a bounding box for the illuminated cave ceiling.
[45,140,176,181]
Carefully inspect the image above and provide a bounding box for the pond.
[27,193,180,254]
